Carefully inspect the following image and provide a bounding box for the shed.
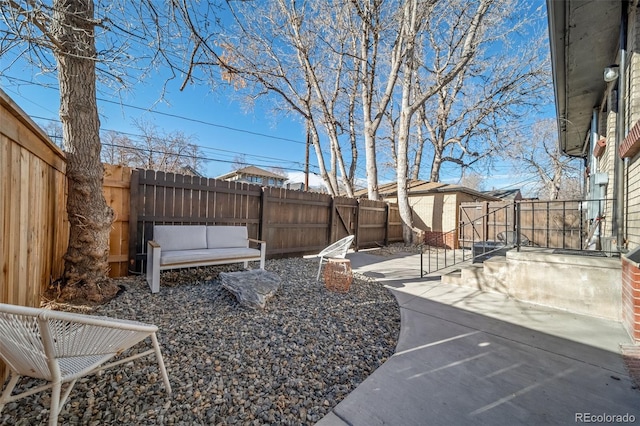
[356,180,499,248]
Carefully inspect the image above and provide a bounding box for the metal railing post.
[516,202,521,252]
[562,201,567,248]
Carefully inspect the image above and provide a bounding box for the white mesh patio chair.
[0,303,171,426]
[316,235,355,281]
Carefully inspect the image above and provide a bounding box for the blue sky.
[0,2,547,194]
[2,58,540,193]
[3,61,477,189]
[2,66,321,179]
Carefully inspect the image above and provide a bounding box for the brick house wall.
[626,5,640,252]
[621,4,640,341]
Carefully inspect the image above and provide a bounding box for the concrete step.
[440,269,462,285]
[441,257,508,292]
[482,256,507,276]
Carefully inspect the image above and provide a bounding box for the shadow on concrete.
[321,295,640,426]
[317,251,640,426]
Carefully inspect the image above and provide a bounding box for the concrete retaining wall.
[506,249,621,321]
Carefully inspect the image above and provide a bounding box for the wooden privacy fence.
[103,164,132,277]
[1,90,68,309]
[459,200,587,249]
[1,88,69,381]
[127,169,403,274]
[459,202,516,247]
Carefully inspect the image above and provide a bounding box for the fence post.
[353,199,360,251]
[128,169,140,273]
[384,203,390,246]
[482,201,489,241]
[259,186,267,242]
[329,197,336,244]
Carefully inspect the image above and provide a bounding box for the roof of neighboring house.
[354,180,500,200]
[483,189,522,200]
[217,165,287,180]
[546,0,621,157]
[180,165,204,177]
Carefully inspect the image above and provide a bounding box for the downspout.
[613,8,627,251]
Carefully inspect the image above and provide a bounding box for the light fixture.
[604,65,619,82]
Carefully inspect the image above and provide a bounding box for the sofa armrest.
[146,240,161,293]
[248,238,266,269]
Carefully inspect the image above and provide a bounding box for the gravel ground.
[1,257,400,426]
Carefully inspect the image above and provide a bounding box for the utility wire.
[100,142,310,173]
[2,75,536,192]
[3,75,307,145]
[4,75,396,181]
[34,114,315,170]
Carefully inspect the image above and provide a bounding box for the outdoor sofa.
[146,225,266,293]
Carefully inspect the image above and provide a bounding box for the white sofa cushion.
[160,248,261,265]
[154,225,207,251]
[207,226,249,249]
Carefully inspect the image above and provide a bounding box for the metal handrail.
[420,198,614,277]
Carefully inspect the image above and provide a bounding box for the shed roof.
[483,188,522,200]
[355,180,499,200]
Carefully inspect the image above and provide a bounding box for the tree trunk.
[430,149,443,182]
[364,125,379,200]
[51,0,119,304]
[397,107,423,245]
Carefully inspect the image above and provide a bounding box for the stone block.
[220,269,281,309]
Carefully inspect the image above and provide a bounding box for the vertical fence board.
[357,199,394,248]
[1,91,68,379]
[103,164,132,277]
[123,171,404,273]
[129,171,265,271]
[460,200,586,250]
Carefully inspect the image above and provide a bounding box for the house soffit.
[547,0,621,157]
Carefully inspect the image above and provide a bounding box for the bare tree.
[129,120,205,174]
[350,0,406,200]
[231,154,248,171]
[101,130,138,166]
[174,1,389,197]
[379,0,548,243]
[458,172,485,191]
[100,124,206,174]
[504,118,582,200]
[393,0,493,243]
[41,120,64,148]
[414,5,550,183]
[203,3,346,195]
[1,0,210,303]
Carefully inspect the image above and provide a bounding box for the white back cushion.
[154,225,207,251]
[207,226,248,249]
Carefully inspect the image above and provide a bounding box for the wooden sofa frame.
[146,225,266,293]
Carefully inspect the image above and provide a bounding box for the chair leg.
[151,333,172,394]
[49,381,62,426]
[316,258,324,281]
[0,372,20,414]
[57,379,77,416]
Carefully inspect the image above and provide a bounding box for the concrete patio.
[318,251,640,425]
